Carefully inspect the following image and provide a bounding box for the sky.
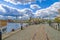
[0,0,59,9]
[0,0,60,20]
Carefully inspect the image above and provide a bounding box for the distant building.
[0,20,7,33]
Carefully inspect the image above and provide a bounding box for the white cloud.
[45,2,60,12]
[4,0,21,5]
[30,4,41,9]
[18,16,22,19]
[4,0,36,5]
[1,4,33,15]
[21,8,33,12]
[1,3,33,19]
[17,8,34,19]
[0,2,60,20]
[0,15,6,19]
[35,9,49,17]
[37,0,46,3]
[7,16,16,19]
[1,4,19,10]
[20,8,33,15]
[18,14,30,20]
[0,4,6,13]
[35,2,60,18]
[1,3,33,13]
[0,15,4,18]
[1,4,22,14]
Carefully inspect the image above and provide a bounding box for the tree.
[47,20,52,26]
[58,9,60,14]
[54,17,60,25]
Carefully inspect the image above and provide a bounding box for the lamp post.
[16,15,23,30]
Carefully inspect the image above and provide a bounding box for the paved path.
[32,24,48,40]
[4,24,47,40]
[44,24,60,40]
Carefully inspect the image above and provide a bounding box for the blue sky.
[0,0,60,20]
[0,0,59,9]
[37,0,59,8]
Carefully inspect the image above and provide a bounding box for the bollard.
[21,23,23,30]
[21,26,23,30]
[0,31,2,40]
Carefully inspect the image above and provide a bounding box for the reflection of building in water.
[0,20,7,34]
[0,19,28,33]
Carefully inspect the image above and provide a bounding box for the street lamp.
[16,15,23,30]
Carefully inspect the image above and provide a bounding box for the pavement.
[32,24,48,40]
[3,24,48,40]
[3,24,60,40]
[45,24,60,40]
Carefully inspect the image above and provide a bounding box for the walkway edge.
[2,28,21,40]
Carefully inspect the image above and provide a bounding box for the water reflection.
[2,23,28,33]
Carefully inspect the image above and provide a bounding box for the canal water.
[3,23,28,33]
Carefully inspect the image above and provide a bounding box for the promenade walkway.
[3,24,48,40]
[45,24,60,40]
[3,24,60,40]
